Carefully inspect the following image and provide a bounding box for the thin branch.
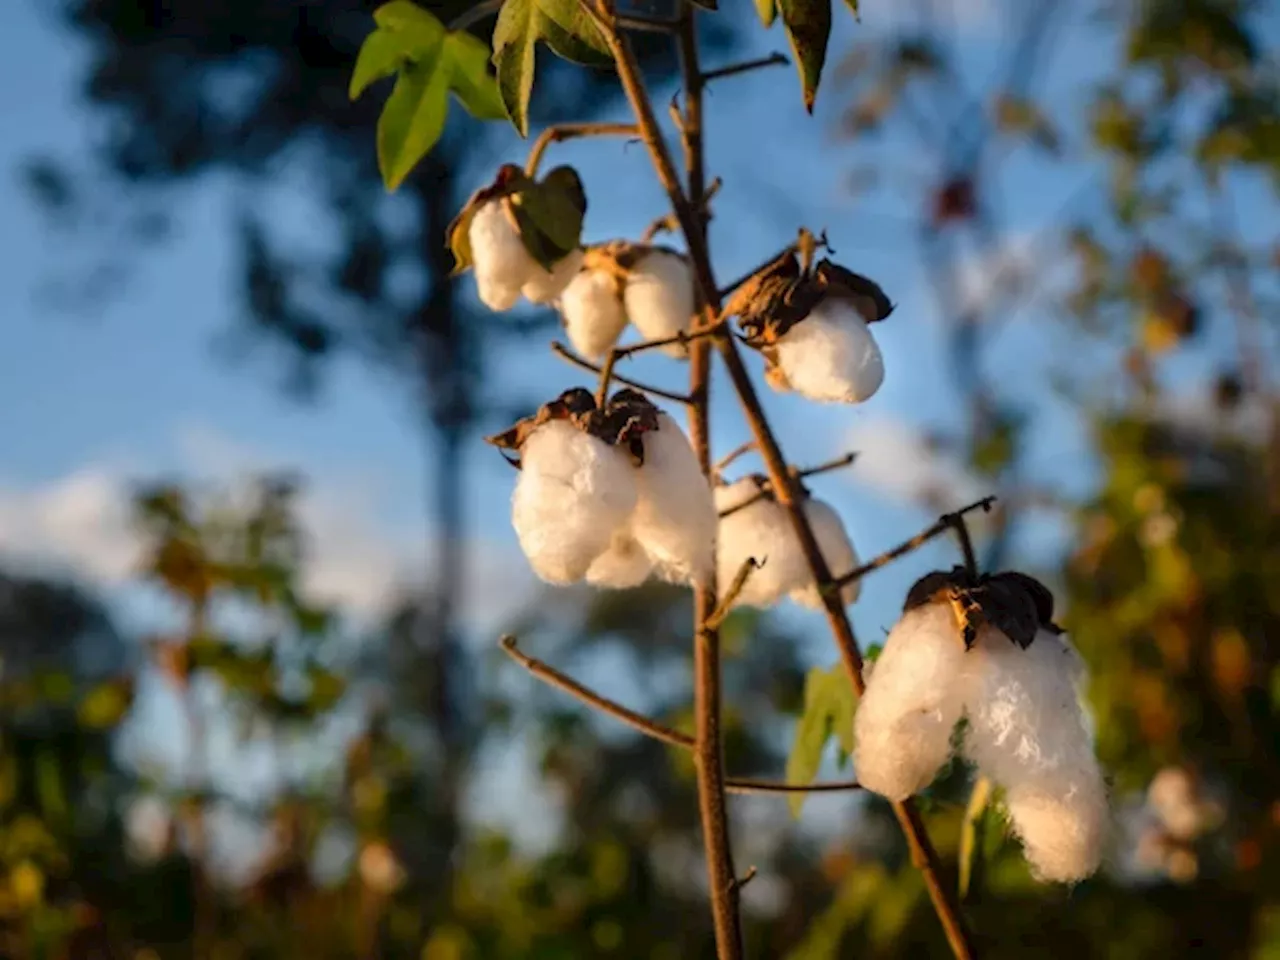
[642,177,722,243]
[716,230,831,301]
[713,439,757,475]
[706,557,760,630]
[594,325,726,404]
[617,13,680,33]
[832,497,997,589]
[702,52,790,84]
[947,506,981,578]
[524,122,641,177]
[726,779,862,796]
[797,451,859,481]
[448,0,502,31]
[733,866,759,891]
[550,341,694,406]
[716,452,859,518]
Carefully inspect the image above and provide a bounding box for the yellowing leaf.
[755,0,777,26]
[784,664,856,817]
[778,0,833,113]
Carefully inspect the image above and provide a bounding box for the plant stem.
[598,9,976,958]
[524,122,640,177]
[551,341,694,405]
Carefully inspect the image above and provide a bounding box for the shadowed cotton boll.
[774,300,885,403]
[511,420,638,584]
[469,201,536,311]
[631,414,716,583]
[962,627,1107,882]
[624,251,695,356]
[561,268,628,360]
[714,479,804,607]
[522,248,585,304]
[585,529,653,588]
[853,603,969,801]
[790,499,861,608]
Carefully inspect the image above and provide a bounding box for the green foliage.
[777,0,833,113]
[785,664,856,817]
[350,2,507,190]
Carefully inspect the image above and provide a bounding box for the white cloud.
[844,415,987,510]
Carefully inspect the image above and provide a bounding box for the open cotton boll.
[511,420,638,584]
[522,248,585,305]
[790,499,861,608]
[631,414,716,584]
[853,603,969,801]
[469,200,536,311]
[585,528,653,589]
[561,268,628,360]
[624,251,695,356]
[1005,780,1107,883]
[714,480,804,608]
[774,300,885,403]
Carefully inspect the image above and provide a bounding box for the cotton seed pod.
[623,249,696,356]
[585,529,653,588]
[522,247,586,305]
[469,199,536,311]
[560,265,628,360]
[629,413,716,584]
[714,477,807,608]
[724,238,893,405]
[790,498,862,608]
[852,602,970,801]
[1004,779,1107,883]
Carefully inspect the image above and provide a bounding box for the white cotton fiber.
[714,479,806,608]
[852,603,969,801]
[961,627,1107,882]
[522,248,585,305]
[774,299,885,403]
[561,268,628,360]
[790,499,862,609]
[469,200,536,312]
[585,528,653,589]
[624,250,696,356]
[511,420,638,584]
[631,414,716,584]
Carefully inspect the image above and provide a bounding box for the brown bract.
[580,240,688,299]
[484,387,662,469]
[903,566,1063,651]
[724,249,893,350]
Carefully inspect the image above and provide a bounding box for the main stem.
[601,10,975,959]
[679,9,745,958]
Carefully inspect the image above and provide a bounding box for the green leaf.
[350,28,405,100]
[446,30,507,120]
[754,0,777,26]
[958,775,994,900]
[78,679,133,729]
[492,0,611,137]
[378,60,450,190]
[510,165,587,268]
[778,0,832,113]
[784,664,856,818]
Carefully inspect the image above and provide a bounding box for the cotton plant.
[487,387,715,589]
[713,475,861,610]
[853,567,1109,883]
[723,237,894,404]
[556,241,697,360]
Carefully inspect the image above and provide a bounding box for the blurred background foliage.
[3,0,1279,957]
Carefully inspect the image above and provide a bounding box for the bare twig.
[642,177,722,243]
[716,452,859,519]
[832,497,997,589]
[798,451,859,481]
[550,341,694,405]
[706,557,760,630]
[594,325,726,404]
[702,52,790,84]
[713,439,757,475]
[448,0,502,31]
[524,122,641,177]
[947,505,982,578]
[733,865,759,891]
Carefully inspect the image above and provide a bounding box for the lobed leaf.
[785,664,856,818]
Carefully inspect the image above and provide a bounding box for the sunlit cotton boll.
[522,247,585,305]
[789,499,861,608]
[774,299,885,403]
[511,420,638,584]
[630,414,716,584]
[470,200,536,311]
[624,250,696,356]
[962,627,1107,882]
[561,268,628,360]
[585,528,653,588]
[853,603,969,801]
[714,479,806,608]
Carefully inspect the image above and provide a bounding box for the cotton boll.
[561,268,628,360]
[512,420,638,584]
[774,300,885,403]
[852,603,969,801]
[631,414,716,584]
[470,200,536,311]
[1005,780,1107,883]
[585,528,653,588]
[522,248,585,304]
[790,499,862,608]
[624,251,695,356]
[714,480,805,608]
[1147,768,1203,841]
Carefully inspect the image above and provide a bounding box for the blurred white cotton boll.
[714,479,804,607]
[522,248,585,304]
[512,420,638,584]
[1147,767,1204,841]
[631,414,716,583]
[624,251,695,355]
[853,603,968,801]
[774,300,885,403]
[1005,781,1107,883]
[469,200,536,311]
[585,528,653,588]
[790,499,861,608]
[561,268,628,360]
